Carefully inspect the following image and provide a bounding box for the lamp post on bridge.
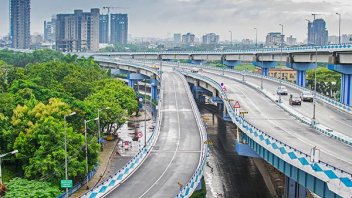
[279,24,284,103]
[312,47,318,126]
[254,27,258,48]
[229,30,233,47]
[336,13,341,45]
[84,118,98,189]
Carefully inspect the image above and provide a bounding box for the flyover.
[92,44,352,106]
[82,59,207,198]
[174,68,352,198]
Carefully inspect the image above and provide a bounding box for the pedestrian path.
[71,111,154,198]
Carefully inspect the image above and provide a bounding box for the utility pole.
[254,28,258,48]
[229,30,233,47]
[336,13,341,45]
[64,112,76,198]
[279,24,284,103]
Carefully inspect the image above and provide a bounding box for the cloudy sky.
[0,0,351,42]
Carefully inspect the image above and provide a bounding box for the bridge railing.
[164,61,352,115]
[80,62,163,198]
[179,70,352,198]
[174,71,208,198]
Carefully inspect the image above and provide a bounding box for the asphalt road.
[105,72,201,198]
[198,71,352,174]
[202,68,352,138]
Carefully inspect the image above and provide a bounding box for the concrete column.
[223,60,241,69]
[296,70,306,87]
[327,63,352,106]
[191,60,207,65]
[150,79,159,100]
[252,61,277,77]
[289,63,316,88]
[284,176,307,198]
[341,74,352,106]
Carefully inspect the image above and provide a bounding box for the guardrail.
[174,71,208,198]
[57,166,98,198]
[159,60,352,115]
[178,70,352,198]
[80,62,163,198]
[197,69,352,147]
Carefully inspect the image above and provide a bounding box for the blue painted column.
[150,79,159,100]
[288,63,316,88]
[223,60,241,69]
[128,79,135,88]
[285,176,307,198]
[191,60,207,65]
[296,70,306,87]
[328,64,352,106]
[252,61,277,76]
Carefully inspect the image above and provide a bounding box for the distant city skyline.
[1,0,351,42]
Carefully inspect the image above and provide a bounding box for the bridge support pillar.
[252,61,277,76]
[191,86,206,103]
[223,60,241,69]
[191,60,207,65]
[328,64,352,106]
[128,79,135,88]
[287,62,316,87]
[284,176,307,198]
[128,73,150,91]
[150,79,159,100]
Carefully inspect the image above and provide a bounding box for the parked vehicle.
[301,91,314,102]
[289,93,302,105]
[277,86,288,95]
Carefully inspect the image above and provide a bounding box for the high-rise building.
[10,0,31,49]
[202,33,219,45]
[99,14,109,43]
[56,9,100,52]
[265,32,283,47]
[286,35,297,46]
[111,14,128,45]
[44,17,56,43]
[307,19,328,46]
[174,33,181,44]
[182,33,195,45]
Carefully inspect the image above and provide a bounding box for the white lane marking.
[138,73,182,198]
[209,73,352,165]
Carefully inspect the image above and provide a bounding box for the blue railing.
[179,70,352,198]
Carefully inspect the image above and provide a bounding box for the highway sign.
[234,101,240,116]
[240,111,248,115]
[137,132,143,138]
[60,180,73,188]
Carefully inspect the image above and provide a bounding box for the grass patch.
[190,177,206,198]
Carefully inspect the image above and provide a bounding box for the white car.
[277,86,288,95]
[301,91,314,102]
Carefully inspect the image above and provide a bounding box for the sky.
[0,0,351,42]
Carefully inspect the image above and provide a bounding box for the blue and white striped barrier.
[175,71,208,198]
[81,64,163,198]
[179,70,352,198]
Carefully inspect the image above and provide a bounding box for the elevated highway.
[176,69,352,197]
[105,72,203,198]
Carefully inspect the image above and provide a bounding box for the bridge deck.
[202,72,352,174]
[106,72,201,198]
[205,69,352,139]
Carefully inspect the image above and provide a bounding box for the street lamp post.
[84,118,98,189]
[261,46,264,90]
[279,24,284,103]
[229,30,233,47]
[63,112,76,197]
[336,13,341,45]
[312,47,318,125]
[144,81,147,147]
[254,28,258,48]
[97,107,110,146]
[0,150,18,185]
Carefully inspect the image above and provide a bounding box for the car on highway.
[289,93,302,105]
[277,86,288,95]
[301,91,314,102]
[191,68,201,73]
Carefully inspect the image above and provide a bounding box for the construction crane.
[311,13,321,20]
[103,6,128,14]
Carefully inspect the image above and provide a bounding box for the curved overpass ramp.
[104,72,202,198]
